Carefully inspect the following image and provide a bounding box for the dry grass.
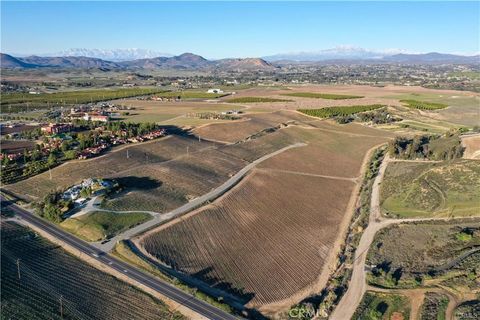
[462,135,480,159]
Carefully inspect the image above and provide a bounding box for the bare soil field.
[115,99,243,125]
[0,139,36,153]
[136,123,390,314]
[194,110,312,143]
[462,134,480,159]
[139,169,355,310]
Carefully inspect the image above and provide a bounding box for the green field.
[1,88,169,113]
[225,97,291,103]
[400,99,448,110]
[299,104,385,118]
[353,291,411,320]
[60,211,152,241]
[282,92,364,99]
[151,91,228,99]
[380,160,480,218]
[1,221,183,320]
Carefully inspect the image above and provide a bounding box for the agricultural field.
[455,300,480,319]
[0,139,36,153]
[281,92,364,99]
[299,104,385,118]
[1,87,169,113]
[113,99,244,124]
[1,221,183,320]
[60,211,152,241]
[136,123,391,314]
[399,99,448,110]
[352,291,411,320]
[193,110,311,143]
[225,97,291,103]
[366,221,480,289]
[140,169,355,309]
[380,160,480,218]
[3,135,215,200]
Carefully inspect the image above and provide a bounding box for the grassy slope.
[380,160,480,218]
[1,221,183,320]
[60,211,151,241]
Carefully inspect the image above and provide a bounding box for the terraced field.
[380,160,480,218]
[1,221,183,320]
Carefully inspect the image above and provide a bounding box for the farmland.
[1,87,169,113]
[298,104,385,118]
[1,221,183,320]
[60,211,152,241]
[380,160,480,218]
[0,139,36,153]
[400,99,448,110]
[225,97,291,103]
[420,292,449,320]
[282,92,364,99]
[140,169,356,308]
[352,291,411,320]
[136,123,391,313]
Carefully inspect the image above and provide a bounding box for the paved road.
[2,199,239,320]
[94,142,307,251]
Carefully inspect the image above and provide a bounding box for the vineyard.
[1,88,169,113]
[400,99,448,110]
[4,135,215,200]
[225,97,291,103]
[282,92,364,99]
[298,104,385,118]
[140,169,355,308]
[1,221,183,320]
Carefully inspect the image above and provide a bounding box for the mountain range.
[1,50,478,71]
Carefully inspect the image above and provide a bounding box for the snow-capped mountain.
[263,46,408,62]
[45,48,172,61]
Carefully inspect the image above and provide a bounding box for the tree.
[47,153,57,167]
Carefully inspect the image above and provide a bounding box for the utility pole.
[16,259,21,280]
[127,149,129,159]
[49,168,52,180]
[187,146,189,157]
[59,295,64,319]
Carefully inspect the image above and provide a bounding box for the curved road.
[2,199,239,320]
[94,142,307,251]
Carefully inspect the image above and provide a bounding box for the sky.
[1,1,479,58]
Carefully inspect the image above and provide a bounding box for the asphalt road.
[2,199,239,320]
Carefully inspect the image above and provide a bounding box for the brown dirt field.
[193,110,311,143]
[0,139,36,153]
[139,169,356,309]
[462,135,480,159]
[258,126,390,178]
[3,135,216,200]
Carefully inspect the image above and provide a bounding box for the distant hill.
[214,58,276,71]
[2,50,478,71]
[383,52,480,64]
[19,55,121,69]
[0,53,37,68]
[49,48,172,61]
[120,53,210,69]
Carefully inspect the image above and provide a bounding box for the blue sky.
[1,1,479,58]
